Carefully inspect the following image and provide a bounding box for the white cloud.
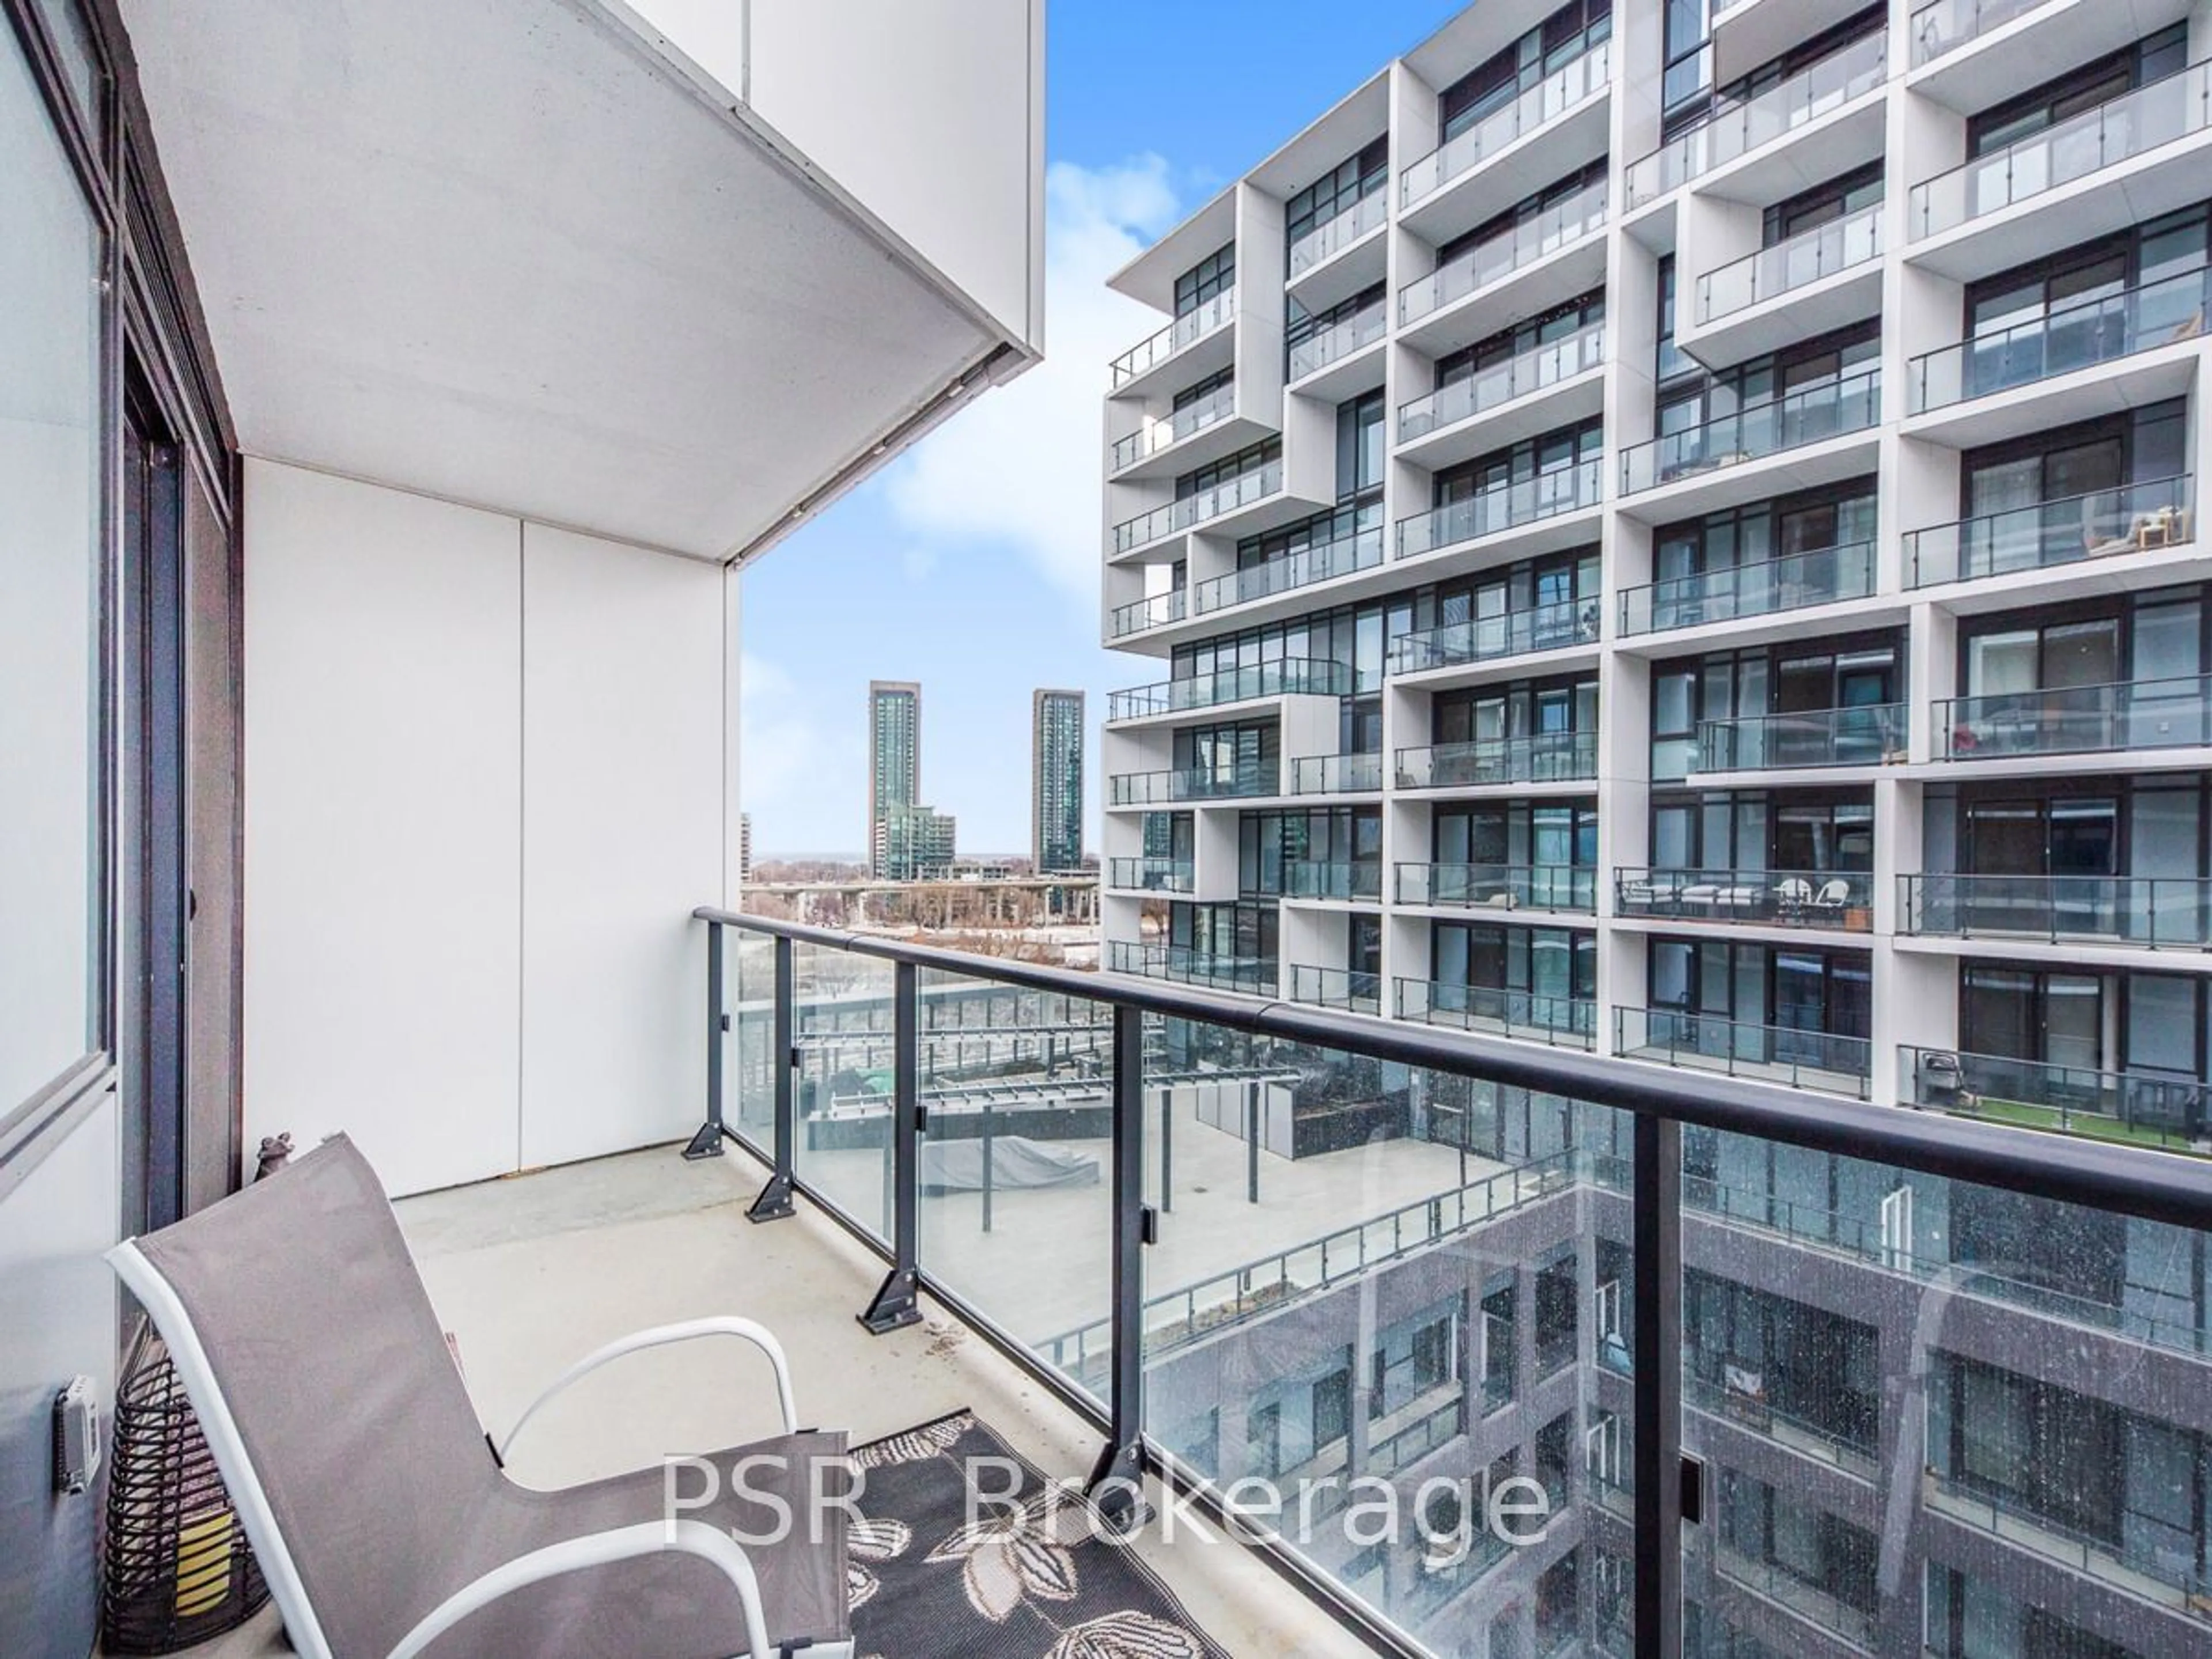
[881,157,1183,611]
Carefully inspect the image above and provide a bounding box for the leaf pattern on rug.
[853,1413,974,1469]
[846,1514,913,1610]
[926,1490,1086,1623]
[1046,1609,1210,1659]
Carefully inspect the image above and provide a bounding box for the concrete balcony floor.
[160,1144,1356,1657]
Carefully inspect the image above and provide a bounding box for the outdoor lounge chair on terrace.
[108,1135,852,1659]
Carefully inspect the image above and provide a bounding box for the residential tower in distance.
[1032,688,1086,872]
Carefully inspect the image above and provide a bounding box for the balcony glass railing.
[1913,64,2212,238]
[1108,288,1236,388]
[1907,477,2193,586]
[1925,1471,2212,1610]
[1107,588,1188,639]
[1400,33,1613,207]
[1696,703,1908,771]
[1288,188,1388,279]
[1616,1007,1871,1096]
[1388,598,1599,676]
[1397,862,1597,912]
[1287,964,1383,1017]
[1400,321,1607,443]
[1935,673,2212,760]
[1901,872,2212,949]
[1395,732,1600,788]
[1109,379,1237,473]
[1108,762,1280,806]
[1625,32,1887,208]
[1909,0,2051,67]
[1910,267,2212,414]
[1107,939,1274,994]
[1621,369,1880,495]
[1107,656,1352,722]
[1698,203,1882,322]
[1111,459,1285,555]
[1288,752,1384,794]
[1399,179,1608,326]
[1194,528,1384,616]
[1682,1373,1880,1482]
[1618,540,1875,634]
[1713,1544,1876,1649]
[1105,856,1194,894]
[1398,979,1597,1047]
[1901,1045,2211,1148]
[1287,298,1387,381]
[1618,867,1874,928]
[1397,459,1603,558]
[1281,859,1382,902]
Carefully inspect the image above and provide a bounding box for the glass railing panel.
[1288,300,1387,381]
[1395,732,1600,788]
[1907,476,2193,586]
[1913,65,2211,238]
[1621,369,1880,495]
[790,941,897,1239]
[1289,752,1384,794]
[1399,980,1597,1047]
[1399,321,1606,442]
[1194,528,1384,615]
[1107,856,1194,893]
[1107,761,1282,806]
[1108,656,1353,722]
[724,927,779,1154]
[1112,458,1286,555]
[1107,587,1188,639]
[1109,288,1236,388]
[1695,703,1907,771]
[1397,459,1604,557]
[1697,202,1882,321]
[1935,673,2212,760]
[1910,0,2051,66]
[1899,1044,2211,1152]
[1286,965,1384,1015]
[1281,859,1383,902]
[1625,31,1887,209]
[1619,540,1875,634]
[1388,598,1600,675]
[1616,867,1874,928]
[1911,268,2212,413]
[1109,379,1238,473]
[1617,1007,1870,1095]
[1106,940,1274,994]
[1288,188,1388,278]
[1397,863,1598,912]
[1400,33,1613,206]
[1900,873,2212,948]
[1399,180,1608,325]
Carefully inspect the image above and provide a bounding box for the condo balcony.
[1387,598,1601,679]
[1616,868,1874,930]
[1108,288,1236,393]
[1105,656,1352,723]
[1909,0,2051,67]
[1105,855,1195,895]
[1681,1372,1880,1484]
[1899,873,2212,950]
[1905,476,2194,588]
[1397,321,1608,465]
[1710,1542,1876,1650]
[1286,190,1389,315]
[1286,294,1388,388]
[1191,526,1385,620]
[1288,751,1386,794]
[1107,762,1280,808]
[1108,378,1238,476]
[1923,1470,2212,1620]
[1287,965,1384,1017]
[1110,455,1286,556]
[1396,979,1598,1048]
[1618,541,1876,636]
[1397,862,1599,914]
[1615,1007,1872,1098]
[1694,703,1910,772]
[1396,460,1605,560]
[1689,203,1884,363]
[1395,732,1601,789]
[1397,179,1609,354]
[1619,369,1881,501]
[1105,938,1277,994]
[1281,859,1384,903]
[1933,673,2212,762]
[1901,1045,2211,1152]
[1108,586,1188,640]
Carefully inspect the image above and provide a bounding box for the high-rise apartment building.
[738,812,754,883]
[874,803,958,882]
[1033,688,1088,872]
[868,679,923,855]
[1097,2,2212,1652]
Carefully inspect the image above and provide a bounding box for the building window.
[1285,136,1387,254]
[1438,0,1613,144]
[1174,242,1236,317]
[1335,391,1384,502]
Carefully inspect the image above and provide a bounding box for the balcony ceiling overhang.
[116,0,1022,563]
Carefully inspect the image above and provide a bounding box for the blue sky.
[740,1,1466,857]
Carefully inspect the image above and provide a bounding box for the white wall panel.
[243,461,521,1195]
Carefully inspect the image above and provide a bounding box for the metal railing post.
[1086,1002,1151,1531]
[747,933,797,1221]
[859,960,923,1334]
[1634,1113,1685,1659]
[684,921,728,1160]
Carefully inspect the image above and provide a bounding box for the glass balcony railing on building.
[1619,541,1875,634]
[1397,979,1597,1047]
[1396,731,1600,788]
[1397,461,1604,558]
[1907,478,2194,586]
[1912,63,2212,239]
[1902,1045,2211,1152]
[1698,203,1883,322]
[1106,856,1194,894]
[1108,762,1280,807]
[1288,752,1384,795]
[1617,868,1874,929]
[1900,872,2212,949]
[1105,939,1274,994]
[1910,0,2051,66]
[1910,268,2212,414]
[1935,673,2212,760]
[1625,32,1887,209]
[1621,370,1881,495]
[1287,190,1387,280]
[1192,527,1384,615]
[1616,1007,1872,1097]
[1107,657,1352,722]
[1109,379,1237,474]
[1399,321,1607,444]
[1387,598,1600,676]
[1282,859,1382,903]
[1400,31,1612,209]
[1397,862,1597,912]
[1111,457,1285,555]
[1287,964,1383,1016]
[1695,703,1908,771]
[1287,298,1387,381]
[1399,180,1609,327]
[1108,289,1235,388]
[1108,588,1188,640]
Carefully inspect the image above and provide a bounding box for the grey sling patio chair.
[108,1135,853,1659]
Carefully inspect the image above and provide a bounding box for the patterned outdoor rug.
[846,1411,1229,1658]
